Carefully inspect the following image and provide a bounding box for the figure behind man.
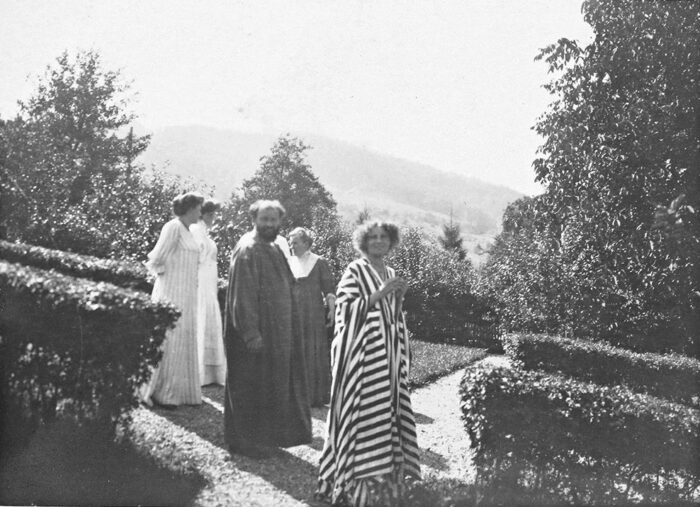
[223,199,312,458]
[288,227,335,407]
[190,198,226,386]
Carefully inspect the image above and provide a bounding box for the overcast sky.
[0,0,592,195]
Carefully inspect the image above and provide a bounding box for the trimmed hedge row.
[0,239,152,292]
[0,260,178,440]
[504,333,700,406]
[460,365,700,505]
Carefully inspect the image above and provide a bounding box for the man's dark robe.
[223,232,311,448]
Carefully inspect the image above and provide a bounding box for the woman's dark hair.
[201,198,222,214]
[289,227,313,248]
[353,220,400,254]
[248,199,286,220]
[172,192,204,217]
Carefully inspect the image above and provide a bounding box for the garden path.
[130,354,510,506]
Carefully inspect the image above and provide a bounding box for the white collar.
[289,250,319,278]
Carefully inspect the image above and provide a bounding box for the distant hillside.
[138,125,524,263]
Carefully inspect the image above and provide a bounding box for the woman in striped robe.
[317,221,420,506]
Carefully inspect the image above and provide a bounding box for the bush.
[460,365,700,505]
[0,260,178,446]
[390,227,496,348]
[504,333,700,406]
[0,240,152,292]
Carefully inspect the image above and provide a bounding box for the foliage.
[482,0,700,355]
[0,260,178,443]
[503,333,700,406]
[306,207,356,282]
[0,239,152,292]
[438,212,466,260]
[0,50,205,262]
[478,196,573,336]
[391,227,495,347]
[460,364,700,505]
[404,478,476,507]
[241,135,337,229]
[214,134,342,278]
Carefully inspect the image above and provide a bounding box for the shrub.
[0,260,178,444]
[0,240,152,292]
[460,365,700,505]
[390,227,496,348]
[504,333,700,406]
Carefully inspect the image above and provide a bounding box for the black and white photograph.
[0,0,698,505]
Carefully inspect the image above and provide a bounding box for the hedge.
[0,239,152,292]
[460,365,700,505]
[0,260,178,442]
[504,333,700,406]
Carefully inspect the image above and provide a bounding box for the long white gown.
[191,221,226,386]
[141,218,201,405]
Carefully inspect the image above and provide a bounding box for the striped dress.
[317,258,420,506]
[140,218,201,406]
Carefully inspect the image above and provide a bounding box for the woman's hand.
[370,277,408,305]
[392,277,408,296]
[246,334,264,353]
[326,294,336,322]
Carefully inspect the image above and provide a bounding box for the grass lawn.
[409,340,488,389]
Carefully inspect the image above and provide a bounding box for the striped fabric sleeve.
[334,265,368,336]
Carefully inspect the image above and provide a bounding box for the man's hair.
[352,220,400,254]
[249,199,286,220]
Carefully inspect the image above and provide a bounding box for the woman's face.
[289,235,310,257]
[183,204,202,226]
[201,211,216,228]
[366,226,390,258]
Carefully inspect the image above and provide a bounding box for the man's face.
[254,207,281,241]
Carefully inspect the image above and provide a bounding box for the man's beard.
[256,225,279,242]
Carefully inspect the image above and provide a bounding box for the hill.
[138,126,525,262]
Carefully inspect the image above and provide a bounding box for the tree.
[0,116,9,240]
[506,0,700,354]
[438,209,466,260]
[478,196,572,336]
[356,206,371,225]
[214,135,342,277]
[232,135,336,228]
[0,50,201,261]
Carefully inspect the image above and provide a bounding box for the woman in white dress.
[190,198,226,386]
[141,192,204,408]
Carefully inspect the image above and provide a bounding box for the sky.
[0,0,593,195]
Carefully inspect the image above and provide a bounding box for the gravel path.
[130,354,510,506]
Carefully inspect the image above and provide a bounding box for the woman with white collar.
[288,227,336,407]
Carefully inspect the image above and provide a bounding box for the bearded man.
[223,199,311,457]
